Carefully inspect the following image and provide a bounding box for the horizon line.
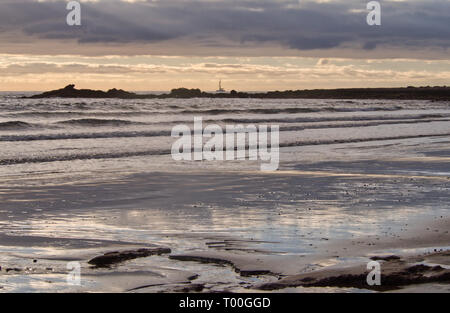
[1,84,448,93]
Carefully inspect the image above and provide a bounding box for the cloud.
[2,54,450,91]
[2,56,449,81]
[0,0,448,57]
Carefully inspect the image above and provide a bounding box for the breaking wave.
[0,121,35,129]
[55,118,145,127]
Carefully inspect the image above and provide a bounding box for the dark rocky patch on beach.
[170,254,273,277]
[172,283,206,293]
[88,247,171,268]
[370,255,401,261]
[257,251,450,291]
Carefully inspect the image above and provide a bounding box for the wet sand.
[1,211,448,292]
[0,147,449,292]
[0,129,449,293]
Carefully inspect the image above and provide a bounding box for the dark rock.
[169,88,203,98]
[29,84,143,99]
[26,85,450,100]
[173,284,205,293]
[258,261,450,291]
[240,269,272,277]
[370,255,401,261]
[187,274,199,281]
[170,255,273,277]
[88,247,171,268]
[5,268,22,273]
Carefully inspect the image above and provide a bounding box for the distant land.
[28,84,450,101]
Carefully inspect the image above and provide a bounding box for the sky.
[0,0,449,91]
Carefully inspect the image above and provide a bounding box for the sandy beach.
[0,95,449,293]
[1,154,449,292]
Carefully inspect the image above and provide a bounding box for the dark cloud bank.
[0,0,448,53]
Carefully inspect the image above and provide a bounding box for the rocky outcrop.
[88,247,171,268]
[27,84,450,100]
[257,251,450,291]
[29,84,141,99]
[169,254,273,277]
[168,88,203,98]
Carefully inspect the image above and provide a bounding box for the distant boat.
[216,80,226,93]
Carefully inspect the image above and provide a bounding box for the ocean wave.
[280,133,450,148]
[218,113,448,124]
[178,107,320,114]
[2,106,406,119]
[1,133,449,166]
[134,113,448,126]
[0,150,170,166]
[0,121,35,130]
[55,118,145,126]
[0,118,448,142]
[5,111,149,118]
[176,106,405,115]
[0,130,170,142]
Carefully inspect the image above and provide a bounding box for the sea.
[0,92,449,292]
